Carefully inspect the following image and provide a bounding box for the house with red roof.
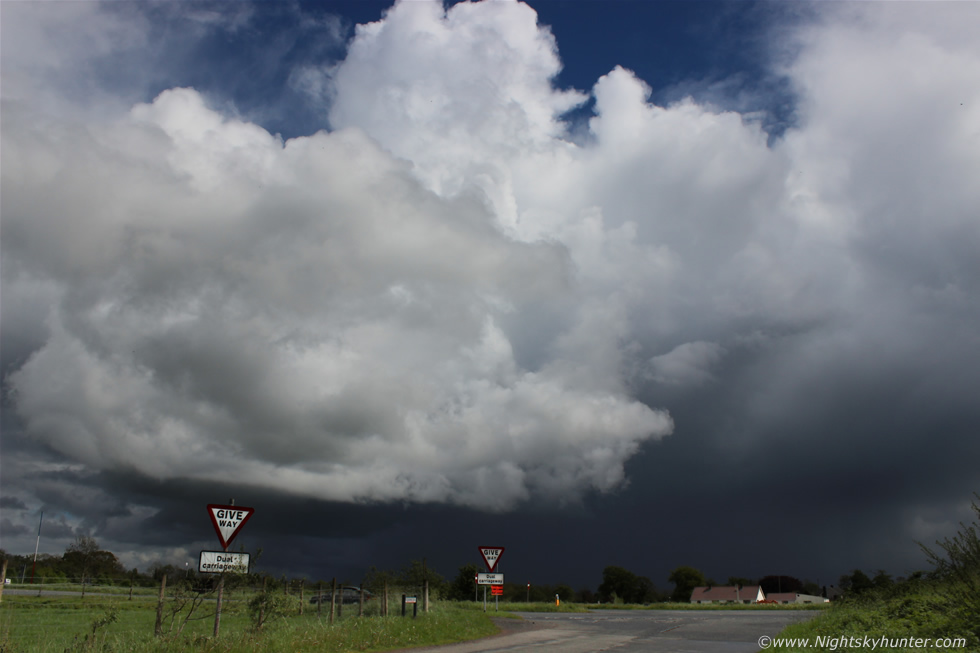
[767,592,829,604]
[689,585,766,604]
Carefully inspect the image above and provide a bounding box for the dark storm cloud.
[0,497,28,511]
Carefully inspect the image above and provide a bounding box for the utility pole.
[30,512,43,584]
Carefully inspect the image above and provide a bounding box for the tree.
[362,566,399,596]
[838,569,873,596]
[399,560,446,598]
[597,566,637,603]
[634,575,662,603]
[668,566,706,602]
[577,587,596,603]
[554,583,575,602]
[921,492,980,620]
[802,580,822,596]
[728,576,755,587]
[597,566,660,604]
[447,564,480,601]
[871,570,893,590]
[62,536,124,585]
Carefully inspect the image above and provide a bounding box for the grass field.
[0,592,500,653]
[0,586,845,652]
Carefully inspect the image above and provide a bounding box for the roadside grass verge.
[453,600,587,614]
[767,581,980,652]
[0,596,498,653]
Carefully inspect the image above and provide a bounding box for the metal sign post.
[208,499,254,637]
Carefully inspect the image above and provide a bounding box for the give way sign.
[207,504,255,549]
[478,546,505,572]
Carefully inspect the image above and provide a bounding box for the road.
[409,609,819,653]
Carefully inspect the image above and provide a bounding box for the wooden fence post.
[154,574,167,637]
[329,578,336,625]
[0,558,8,603]
[423,558,429,613]
[213,574,225,637]
[259,576,267,626]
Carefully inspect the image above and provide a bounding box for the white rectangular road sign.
[477,573,504,585]
[199,551,250,574]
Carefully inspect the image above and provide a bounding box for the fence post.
[0,558,7,603]
[154,574,167,637]
[299,579,304,615]
[401,594,406,617]
[359,586,364,617]
[259,576,267,627]
[213,573,225,637]
[383,579,388,617]
[329,578,336,625]
[422,558,429,613]
[317,581,323,618]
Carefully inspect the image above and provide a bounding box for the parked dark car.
[310,586,374,604]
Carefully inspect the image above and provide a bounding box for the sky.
[2,0,979,593]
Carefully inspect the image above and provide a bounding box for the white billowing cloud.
[4,0,980,518]
[2,76,670,510]
[328,0,585,226]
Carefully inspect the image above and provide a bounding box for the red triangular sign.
[478,545,505,572]
[207,504,255,549]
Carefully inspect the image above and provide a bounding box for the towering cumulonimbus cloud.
[3,0,980,531]
[1,0,678,511]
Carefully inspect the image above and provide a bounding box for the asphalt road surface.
[409,609,819,653]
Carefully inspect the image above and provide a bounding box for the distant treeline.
[0,535,922,604]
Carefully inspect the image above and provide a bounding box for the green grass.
[768,582,980,652]
[3,581,162,597]
[0,594,499,652]
[454,600,589,613]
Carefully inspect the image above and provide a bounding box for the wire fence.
[2,576,434,617]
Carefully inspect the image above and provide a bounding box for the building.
[689,585,766,604]
[767,592,830,604]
